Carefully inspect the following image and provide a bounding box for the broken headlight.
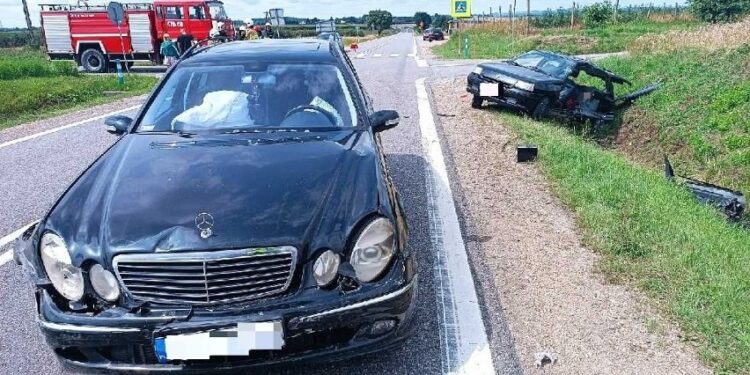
[350,218,396,283]
[514,80,535,92]
[40,232,84,301]
[313,250,340,287]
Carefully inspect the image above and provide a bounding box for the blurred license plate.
[154,322,284,362]
[479,83,499,97]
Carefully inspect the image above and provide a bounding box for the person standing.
[261,22,274,39]
[176,29,194,55]
[160,34,180,66]
[245,20,259,40]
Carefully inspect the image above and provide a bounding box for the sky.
[0,0,687,28]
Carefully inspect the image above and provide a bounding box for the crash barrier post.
[115,59,124,86]
[463,36,470,58]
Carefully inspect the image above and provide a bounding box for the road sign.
[107,2,125,26]
[451,0,472,18]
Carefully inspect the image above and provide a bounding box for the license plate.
[154,321,284,362]
[479,83,499,97]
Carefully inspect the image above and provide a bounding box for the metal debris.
[535,352,558,368]
[664,157,746,220]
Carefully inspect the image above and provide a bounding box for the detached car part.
[467,50,660,126]
[664,157,746,219]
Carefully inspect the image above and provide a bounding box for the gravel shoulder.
[430,77,711,374]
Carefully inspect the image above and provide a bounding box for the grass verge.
[494,111,750,373]
[0,75,157,130]
[434,20,699,59]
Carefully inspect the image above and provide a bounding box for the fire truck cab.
[40,0,234,73]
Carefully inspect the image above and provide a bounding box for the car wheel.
[471,95,483,109]
[80,49,108,73]
[532,97,550,120]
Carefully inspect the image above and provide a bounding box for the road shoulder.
[429,77,710,374]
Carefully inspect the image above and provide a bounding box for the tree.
[582,1,613,27]
[432,14,452,30]
[688,0,749,23]
[414,11,432,31]
[366,9,393,35]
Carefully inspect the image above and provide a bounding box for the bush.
[532,8,573,28]
[582,1,614,27]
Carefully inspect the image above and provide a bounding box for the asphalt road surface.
[0,32,522,374]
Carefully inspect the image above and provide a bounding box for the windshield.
[207,2,228,19]
[512,51,575,79]
[138,63,359,133]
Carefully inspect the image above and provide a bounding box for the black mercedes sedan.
[14,40,415,372]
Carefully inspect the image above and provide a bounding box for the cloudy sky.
[1,0,686,28]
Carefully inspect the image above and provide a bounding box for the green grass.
[494,112,750,373]
[0,47,158,129]
[434,20,700,59]
[591,45,750,193]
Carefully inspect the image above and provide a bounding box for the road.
[0,32,522,374]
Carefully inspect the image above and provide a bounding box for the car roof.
[185,39,339,64]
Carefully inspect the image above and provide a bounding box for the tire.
[80,49,108,73]
[471,95,483,109]
[531,97,550,120]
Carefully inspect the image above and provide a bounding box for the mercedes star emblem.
[195,212,215,239]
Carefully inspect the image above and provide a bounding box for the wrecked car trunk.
[466,50,659,125]
[664,157,746,220]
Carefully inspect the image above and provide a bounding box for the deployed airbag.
[172,90,252,129]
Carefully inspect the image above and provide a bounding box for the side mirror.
[105,115,132,135]
[370,110,400,133]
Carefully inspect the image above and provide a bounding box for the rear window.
[138,62,359,133]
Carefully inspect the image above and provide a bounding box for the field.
[434,19,700,59]
[0,49,157,129]
[479,19,750,372]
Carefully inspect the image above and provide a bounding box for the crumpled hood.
[478,62,564,85]
[43,130,383,266]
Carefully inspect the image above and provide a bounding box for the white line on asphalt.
[0,221,37,267]
[412,37,429,68]
[0,105,141,150]
[373,53,383,57]
[390,53,400,57]
[415,77,495,374]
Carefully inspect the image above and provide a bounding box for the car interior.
[139,63,357,132]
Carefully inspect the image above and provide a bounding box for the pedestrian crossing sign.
[451,0,472,18]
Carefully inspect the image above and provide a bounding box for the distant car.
[467,50,659,126]
[422,28,444,42]
[16,39,415,372]
[318,31,344,50]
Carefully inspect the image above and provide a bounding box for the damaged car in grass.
[14,40,415,372]
[467,50,659,126]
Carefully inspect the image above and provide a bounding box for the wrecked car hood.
[478,62,564,85]
[42,130,382,265]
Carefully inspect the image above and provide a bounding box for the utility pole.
[526,0,530,35]
[571,1,576,28]
[614,0,620,22]
[21,0,34,41]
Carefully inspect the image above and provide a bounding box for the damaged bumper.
[35,266,417,373]
[467,72,541,111]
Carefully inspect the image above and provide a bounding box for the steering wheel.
[282,105,338,127]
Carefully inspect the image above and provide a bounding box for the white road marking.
[412,37,429,68]
[415,77,495,374]
[390,53,400,57]
[356,53,366,59]
[0,105,141,150]
[408,53,416,57]
[0,221,38,267]
[373,53,383,57]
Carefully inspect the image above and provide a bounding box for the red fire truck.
[39,1,235,72]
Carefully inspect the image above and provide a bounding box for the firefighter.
[261,22,274,39]
[245,19,259,40]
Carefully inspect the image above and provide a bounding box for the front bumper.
[37,275,418,373]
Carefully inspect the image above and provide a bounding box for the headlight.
[90,264,120,301]
[350,218,396,282]
[473,66,483,75]
[313,250,340,287]
[514,80,535,92]
[40,233,84,301]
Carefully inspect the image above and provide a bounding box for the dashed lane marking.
[373,53,383,57]
[390,53,400,57]
[416,77,495,374]
[0,105,141,150]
